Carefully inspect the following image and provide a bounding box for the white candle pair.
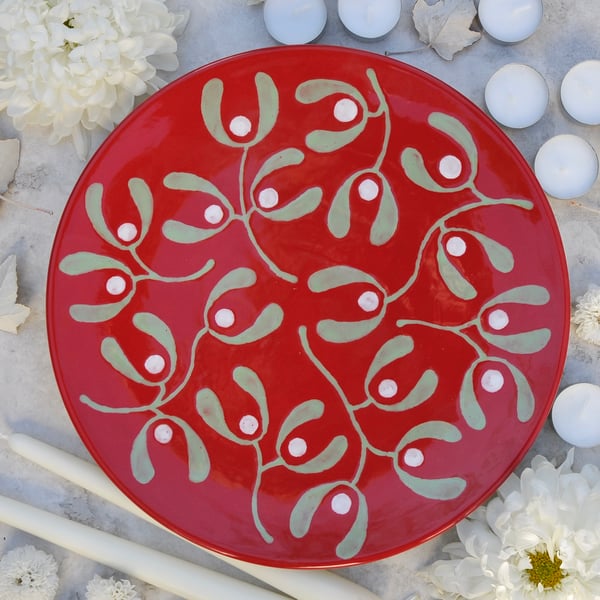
[3,433,381,600]
[263,0,402,44]
[478,0,543,44]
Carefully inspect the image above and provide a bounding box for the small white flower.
[0,0,189,159]
[0,545,59,600]
[426,450,600,599]
[572,285,600,345]
[85,574,141,600]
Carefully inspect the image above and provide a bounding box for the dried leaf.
[0,255,30,334]
[0,139,20,194]
[413,0,481,61]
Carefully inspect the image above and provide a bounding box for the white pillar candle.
[478,0,543,44]
[534,134,598,200]
[263,0,327,45]
[6,433,381,600]
[0,493,284,600]
[552,383,600,448]
[561,60,600,125]
[484,64,548,129]
[338,0,402,40]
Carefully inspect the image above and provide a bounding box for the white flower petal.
[0,0,187,158]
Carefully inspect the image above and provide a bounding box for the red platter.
[47,46,569,567]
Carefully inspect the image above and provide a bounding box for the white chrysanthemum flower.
[572,285,600,345]
[85,574,141,600]
[427,449,600,599]
[0,545,59,600]
[0,0,189,159]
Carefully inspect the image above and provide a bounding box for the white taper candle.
[7,433,382,600]
[0,492,285,600]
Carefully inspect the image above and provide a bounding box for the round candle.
[552,383,600,448]
[338,0,402,40]
[478,0,543,44]
[534,134,598,200]
[484,64,548,128]
[561,60,600,125]
[263,0,327,45]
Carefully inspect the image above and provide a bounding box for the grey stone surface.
[1,1,599,598]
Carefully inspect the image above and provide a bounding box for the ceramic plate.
[47,46,569,568]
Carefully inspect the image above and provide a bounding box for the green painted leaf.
[486,285,550,309]
[366,335,414,388]
[397,469,467,500]
[128,178,153,243]
[233,366,269,433]
[370,176,398,246]
[336,491,368,560]
[59,252,131,276]
[133,312,176,368]
[171,417,211,483]
[327,174,355,238]
[101,337,150,385]
[306,124,365,153]
[277,399,324,452]
[254,72,279,144]
[251,148,305,191]
[295,79,367,108]
[397,421,462,450]
[261,187,323,222]
[164,172,232,210]
[376,370,439,412]
[482,329,551,354]
[288,435,348,474]
[308,265,379,293]
[206,267,257,313]
[289,482,338,538]
[317,314,383,343]
[437,244,477,300]
[429,112,478,176]
[195,388,242,443]
[69,299,131,323]
[201,78,233,147]
[468,231,514,274]
[85,183,121,247]
[401,148,447,193]
[130,422,155,484]
[506,363,536,422]
[162,220,223,244]
[459,361,486,430]
[213,303,284,345]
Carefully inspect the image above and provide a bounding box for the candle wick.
[293,3,312,15]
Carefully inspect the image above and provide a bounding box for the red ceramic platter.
[47,46,569,568]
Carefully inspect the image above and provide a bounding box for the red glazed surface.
[47,46,570,568]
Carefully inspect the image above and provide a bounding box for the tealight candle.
[263,0,327,45]
[534,134,598,200]
[561,60,600,125]
[478,0,543,44]
[338,0,402,41]
[484,64,548,129]
[552,383,600,448]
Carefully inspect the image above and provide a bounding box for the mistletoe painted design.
[52,50,565,567]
